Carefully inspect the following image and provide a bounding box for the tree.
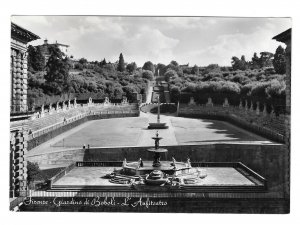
[79,58,88,65]
[99,58,107,67]
[191,65,199,75]
[259,52,274,68]
[157,63,166,76]
[164,69,177,82]
[170,60,179,67]
[27,161,45,183]
[117,53,125,72]
[126,62,137,73]
[122,85,138,101]
[204,64,220,74]
[142,70,154,81]
[44,45,71,95]
[251,52,260,69]
[170,85,180,103]
[240,55,248,70]
[74,63,84,70]
[27,45,45,72]
[231,57,241,70]
[273,45,286,74]
[142,61,155,73]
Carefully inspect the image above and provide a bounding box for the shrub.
[142,70,154,81]
[27,161,45,183]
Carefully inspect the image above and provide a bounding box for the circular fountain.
[107,131,204,187]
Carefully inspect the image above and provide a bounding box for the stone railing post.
[249,101,254,112]
[239,99,243,109]
[263,104,267,116]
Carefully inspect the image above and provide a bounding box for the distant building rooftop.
[54,41,69,47]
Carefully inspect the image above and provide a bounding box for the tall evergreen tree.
[251,52,260,69]
[44,45,71,95]
[117,53,125,72]
[27,45,45,72]
[273,45,286,74]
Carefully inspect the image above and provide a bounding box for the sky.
[11,16,291,67]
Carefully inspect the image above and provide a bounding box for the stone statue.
[89,97,93,105]
[172,157,176,168]
[122,96,128,105]
[206,97,213,107]
[263,104,267,116]
[62,101,66,110]
[139,158,144,167]
[122,158,127,167]
[223,98,229,107]
[239,100,243,109]
[256,101,260,115]
[250,101,254,112]
[188,97,196,105]
[186,157,191,168]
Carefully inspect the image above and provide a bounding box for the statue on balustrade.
[206,97,213,107]
[122,96,128,105]
[104,97,110,105]
[256,102,260,115]
[263,104,267,116]
[188,96,196,105]
[88,97,93,105]
[74,98,77,108]
[223,98,229,107]
[62,101,66,110]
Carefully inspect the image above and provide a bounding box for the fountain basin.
[122,161,191,176]
[148,122,169,129]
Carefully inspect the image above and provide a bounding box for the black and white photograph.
[3,0,300,222]
[8,14,292,214]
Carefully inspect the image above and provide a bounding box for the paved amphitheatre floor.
[28,112,274,157]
